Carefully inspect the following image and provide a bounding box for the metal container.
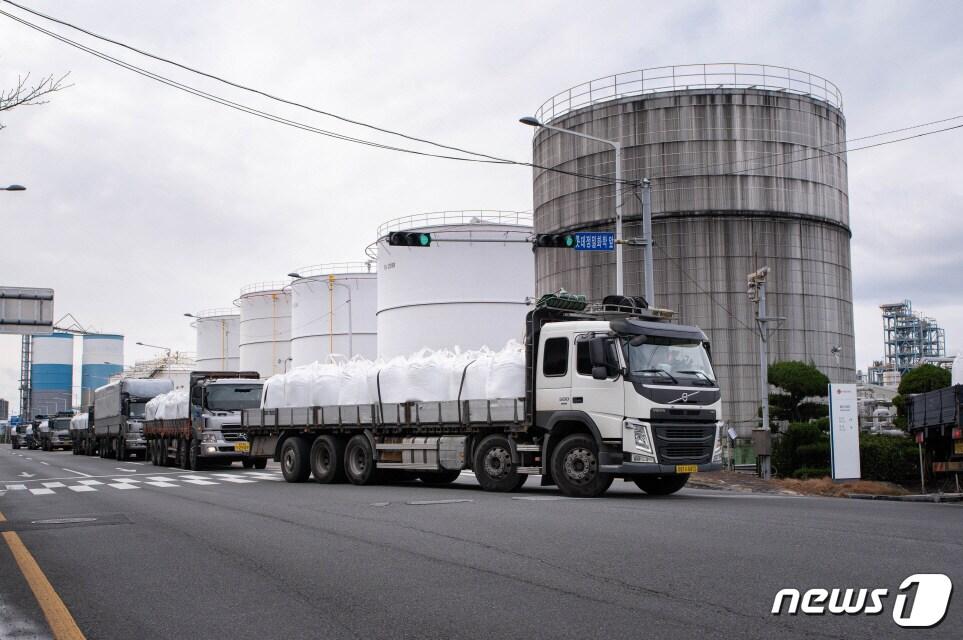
[529,64,854,430]
[288,262,378,367]
[236,283,292,378]
[30,332,73,417]
[375,211,535,358]
[80,333,124,408]
[192,309,240,371]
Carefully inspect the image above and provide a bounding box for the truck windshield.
[50,418,71,432]
[206,384,263,411]
[129,402,148,419]
[624,338,716,386]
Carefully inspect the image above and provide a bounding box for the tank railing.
[377,210,533,237]
[193,307,239,319]
[238,281,291,296]
[535,63,843,123]
[291,261,377,279]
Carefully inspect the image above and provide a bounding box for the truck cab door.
[571,336,625,440]
[535,335,573,411]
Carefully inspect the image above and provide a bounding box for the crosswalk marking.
[77,480,104,486]
[217,477,257,484]
[1,469,284,498]
[5,484,27,491]
[145,481,178,488]
[111,478,141,483]
[29,488,55,495]
[107,483,139,490]
[68,485,97,493]
[42,482,66,489]
[182,479,218,486]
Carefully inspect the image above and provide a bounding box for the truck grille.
[652,424,714,464]
[221,425,246,442]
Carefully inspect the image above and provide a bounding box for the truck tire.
[242,459,255,469]
[473,435,528,492]
[280,437,311,483]
[417,469,462,485]
[179,439,191,470]
[311,435,346,484]
[344,435,379,485]
[551,434,613,498]
[633,474,689,496]
[118,439,126,461]
[188,439,203,471]
[253,458,267,470]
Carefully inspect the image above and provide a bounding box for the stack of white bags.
[145,389,190,420]
[262,340,526,409]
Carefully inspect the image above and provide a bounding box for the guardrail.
[377,210,532,238]
[534,63,843,123]
[290,261,377,279]
[238,281,290,296]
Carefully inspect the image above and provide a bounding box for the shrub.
[772,422,826,477]
[860,434,919,484]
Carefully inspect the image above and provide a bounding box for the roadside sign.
[0,287,54,334]
[574,232,615,251]
[829,383,861,480]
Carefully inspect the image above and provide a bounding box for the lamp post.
[2,184,26,191]
[137,341,173,378]
[521,116,655,302]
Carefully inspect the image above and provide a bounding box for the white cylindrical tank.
[30,332,74,417]
[376,211,534,358]
[193,309,240,371]
[81,334,124,408]
[289,262,377,367]
[236,283,292,378]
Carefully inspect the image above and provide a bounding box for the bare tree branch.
[0,71,72,130]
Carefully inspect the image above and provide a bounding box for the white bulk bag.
[284,366,315,408]
[145,395,162,421]
[311,363,343,407]
[407,349,454,402]
[377,356,412,404]
[459,350,493,401]
[167,390,189,419]
[262,374,286,409]
[953,353,963,387]
[339,358,375,405]
[486,340,526,399]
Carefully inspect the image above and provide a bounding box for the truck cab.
[190,372,262,461]
[40,413,74,451]
[10,424,21,449]
[527,302,723,496]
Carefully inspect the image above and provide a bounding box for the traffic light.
[534,233,575,248]
[387,231,432,247]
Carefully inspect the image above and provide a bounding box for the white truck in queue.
[144,371,266,470]
[92,379,175,460]
[243,295,724,497]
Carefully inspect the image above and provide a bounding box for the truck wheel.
[633,474,689,496]
[311,435,346,484]
[344,435,377,485]
[179,439,191,470]
[473,435,528,492]
[242,459,255,469]
[551,434,613,498]
[118,439,126,461]
[253,458,267,470]
[417,469,462,485]
[188,439,203,471]
[280,437,310,483]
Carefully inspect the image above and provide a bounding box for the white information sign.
[829,383,861,480]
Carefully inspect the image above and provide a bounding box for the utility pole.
[747,266,784,479]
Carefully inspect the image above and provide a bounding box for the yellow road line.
[1,511,86,640]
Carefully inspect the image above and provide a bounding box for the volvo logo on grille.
[669,390,701,404]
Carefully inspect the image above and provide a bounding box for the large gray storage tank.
[529,64,855,429]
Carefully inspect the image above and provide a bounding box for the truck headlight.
[625,419,654,455]
[201,433,219,443]
[712,425,723,463]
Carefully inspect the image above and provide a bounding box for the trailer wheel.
[253,458,267,470]
[188,439,203,471]
[551,434,613,498]
[633,474,689,496]
[417,470,462,486]
[473,435,528,492]
[280,437,310,482]
[179,439,191,470]
[344,435,376,485]
[311,435,346,484]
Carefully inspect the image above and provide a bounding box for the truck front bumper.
[600,462,722,475]
[124,439,147,451]
[198,443,251,459]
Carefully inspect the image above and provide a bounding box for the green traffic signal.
[534,233,576,248]
[387,231,432,247]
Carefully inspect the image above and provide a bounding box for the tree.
[768,360,830,422]
[892,364,951,426]
[0,72,71,130]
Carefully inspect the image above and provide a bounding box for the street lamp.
[183,312,196,318]
[2,184,26,191]
[136,341,172,357]
[520,116,654,303]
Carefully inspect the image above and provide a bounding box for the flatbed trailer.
[907,384,963,476]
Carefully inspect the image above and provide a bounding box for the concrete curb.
[847,493,963,503]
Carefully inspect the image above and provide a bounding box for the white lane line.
[217,477,257,484]
[407,499,474,505]
[41,482,66,489]
[512,496,572,501]
[182,479,218,486]
[61,468,92,477]
[146,476,180,482]
[108,483,139,490]
[76,480,104,486]
[115,468,138,473]
[178,475,209,480]
[40,461,50,466]
[5,484,27,491]
[28,488,55,495]
[145,481,178,488]
[68,485,97,493]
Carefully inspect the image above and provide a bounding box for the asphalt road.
[0,446,960,640]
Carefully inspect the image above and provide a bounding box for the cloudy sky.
[2,0,962,412]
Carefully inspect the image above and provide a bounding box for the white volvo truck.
[244,296,723,497]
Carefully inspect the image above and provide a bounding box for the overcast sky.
[2,0,962,412]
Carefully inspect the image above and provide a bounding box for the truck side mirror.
[589,338,617,379]
[591,365,608,380]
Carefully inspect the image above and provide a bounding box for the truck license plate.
[955,441,963,455]
[234,442,250,453]
[675,465,698,474]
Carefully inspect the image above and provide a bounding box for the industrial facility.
[880,300,945,373]
[527,63,856,430]
[190,308,240,371]
[237,282,292,378]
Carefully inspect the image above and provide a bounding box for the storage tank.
[236,283,292,378]
[529,64,855,430]
[30,332,73,417]
[288,262,377,367]
[80,334,124,407]
[376,211,535,358]
[192,308,240,371]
